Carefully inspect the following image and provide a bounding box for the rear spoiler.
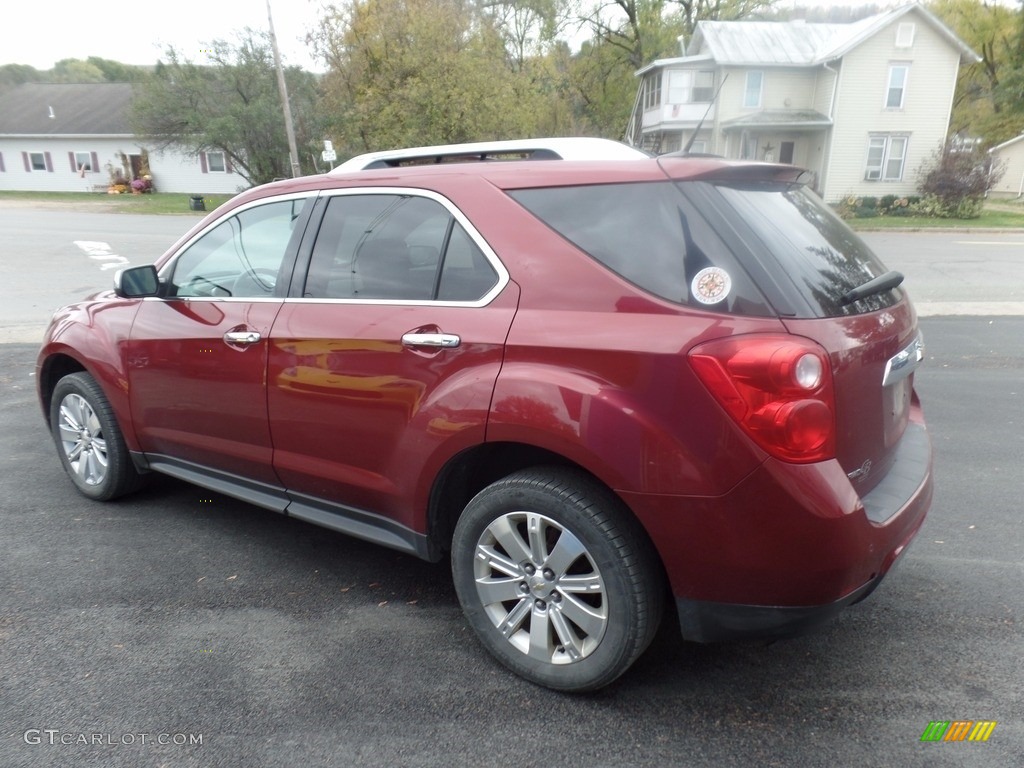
[658,157,814,186]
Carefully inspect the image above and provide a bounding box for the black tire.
[451,467,663,692]
[49,372,142,501]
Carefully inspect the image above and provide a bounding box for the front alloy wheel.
[57,392,108,487]
[452,467,662,692]
[50,372,142,501]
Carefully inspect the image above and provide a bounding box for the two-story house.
[625,4,979,203]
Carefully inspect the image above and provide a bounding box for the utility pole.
[267,0,302,178]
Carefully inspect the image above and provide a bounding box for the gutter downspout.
[821,60,840,200]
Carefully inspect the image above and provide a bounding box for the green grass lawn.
[844,204,1024,230]
[0,190,236,215]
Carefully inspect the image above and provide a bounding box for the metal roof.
[641,3,980,73]
[0,83,134,136]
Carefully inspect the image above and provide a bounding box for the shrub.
[915,139,1004,219]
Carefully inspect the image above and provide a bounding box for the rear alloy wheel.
[452,467,662,691]
[50,372,142,501]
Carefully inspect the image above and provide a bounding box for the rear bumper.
[620,416,932,643]
[675,567,884,643]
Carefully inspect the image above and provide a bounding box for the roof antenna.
[48,106,56,119]
[682,74,728,154]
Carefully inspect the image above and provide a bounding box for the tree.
[51,58,106,83]
[130,30,323,186]
[0,64,42,94]
[313,0,553,156]
[929,0,1024,146]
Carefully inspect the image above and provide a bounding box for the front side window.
[29,152,47,171]
[886,64,909,109]
[170,198,311,298]
[303,194,497,302]
[74,151,93,171]
[744,71,763,108]
[865,135,908,181]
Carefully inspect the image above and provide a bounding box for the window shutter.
[91,152,99,172]
[225,155,233,173]
[0,152,5,173]
[22,151,30,172]
[69,151,77,172]
[200,152,208,173]
[44,152,53,172]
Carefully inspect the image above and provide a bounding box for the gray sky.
[1,0,324,72]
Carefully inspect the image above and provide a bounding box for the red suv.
[37,141,931,691]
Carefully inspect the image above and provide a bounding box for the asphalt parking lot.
[1,315,1021,768]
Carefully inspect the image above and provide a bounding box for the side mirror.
[114,265,161,298]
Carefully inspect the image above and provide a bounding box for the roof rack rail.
[330,137,648,173]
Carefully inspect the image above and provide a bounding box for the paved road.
[0,204,202,343]
[1,318,1022,767]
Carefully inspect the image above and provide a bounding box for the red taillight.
[688,335,835,463]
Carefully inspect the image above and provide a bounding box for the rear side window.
[303,194,497,302]
[712,183,902,317]
[508,182,773,315]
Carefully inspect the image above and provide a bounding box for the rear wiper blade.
[840,270,904,305]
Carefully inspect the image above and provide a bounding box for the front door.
[128,196,314,487]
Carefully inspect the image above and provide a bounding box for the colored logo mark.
[921,721,997,742]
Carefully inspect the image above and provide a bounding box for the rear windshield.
[710,182,902,317]
[508,182,773,315]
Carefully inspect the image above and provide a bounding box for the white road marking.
[73,240,129,271]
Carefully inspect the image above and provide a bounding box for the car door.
[267,190,517,544]
[127,195,315,489]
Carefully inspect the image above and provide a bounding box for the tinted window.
[713,183,901,317]
[304,194,497,302]
[509,182,772,315]
[171,198,310,298]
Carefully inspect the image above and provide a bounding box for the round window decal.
[691,267,732,305]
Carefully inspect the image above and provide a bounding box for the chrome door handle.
[401,332,461,349]
[223,330,261,345]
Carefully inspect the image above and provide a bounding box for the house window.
[643,72,662,110]
[30,152,47,171]
[205,151,227,173]
[895,23,915,48]
[692,71,715,102]
[865,134,909,181]
[886,64,909,109]
[74,152,93,172]
[744,71,763,108]
[667,70,715,104]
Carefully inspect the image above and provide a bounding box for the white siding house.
[988,135,1024,199]
[626,4,979,203]
[0,83,248,194]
